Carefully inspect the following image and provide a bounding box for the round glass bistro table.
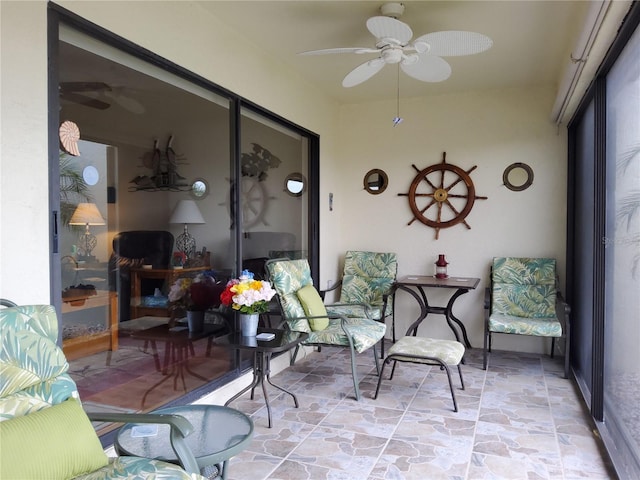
[115,404,253,479]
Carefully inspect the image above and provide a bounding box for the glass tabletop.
[215,328,308,353]
[395,275,480,289]
[116,404,253,465]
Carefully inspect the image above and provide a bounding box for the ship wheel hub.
[434,189,448,202]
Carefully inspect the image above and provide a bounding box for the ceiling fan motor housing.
[380,2,405,18]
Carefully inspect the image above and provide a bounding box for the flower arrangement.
[220,270,276,314]
[168,271,218,311]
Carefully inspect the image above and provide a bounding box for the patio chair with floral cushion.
[265,258,386,400]
[0,304,206,480]
[321,251,397,356]
[483,257,571,378]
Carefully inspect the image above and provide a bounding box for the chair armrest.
[318,280,342,300]
[325,301,374,319]
[555,291,571,329]
[87,412,199,474]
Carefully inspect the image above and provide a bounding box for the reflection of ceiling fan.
[59,81,145,114]
[299,2,492,87]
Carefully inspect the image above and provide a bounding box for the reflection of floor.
[607,372,640,450]
[222,346,617,480]
[69,333,232,432]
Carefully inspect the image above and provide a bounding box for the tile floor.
[221,345,617,480]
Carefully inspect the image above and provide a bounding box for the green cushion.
[296,284,329,331]
[0,397,108,479]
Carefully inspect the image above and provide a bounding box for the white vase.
[239,313,259,337]
[187,310,205,333]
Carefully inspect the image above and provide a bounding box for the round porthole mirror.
[191,178,209,199]
[363,168,388,195]
[503,163,534,191]
[284,173,306,197]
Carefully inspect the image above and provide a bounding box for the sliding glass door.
[603,22,640,477]
[50,6,318,438]
[568,6,639,476]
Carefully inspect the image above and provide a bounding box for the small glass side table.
[115,404,253,479]
[216,328,308,428]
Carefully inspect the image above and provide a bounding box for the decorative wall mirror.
[284,172,306,197]
[503,162,534,191]
[363,168,388,194]
[191,178,209,199]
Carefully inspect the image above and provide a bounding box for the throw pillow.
[296,284,329,331]
[0,397,108,479]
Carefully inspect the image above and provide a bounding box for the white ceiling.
[203,1,590,105]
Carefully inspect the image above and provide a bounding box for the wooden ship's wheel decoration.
[398,152,487,239]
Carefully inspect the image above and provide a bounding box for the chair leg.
[550,337,556,358]
[483,330,490,370]
[389,360,398,380]
[373,360,388,399]
[290,345,300,366]
[457,364,465,390]
[349,347,361,401]
[373,343,381,375]
[443,364,458,412]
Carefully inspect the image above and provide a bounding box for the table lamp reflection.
[169,199,205,259]
[69,203,105,261]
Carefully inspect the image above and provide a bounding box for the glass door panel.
[58,25,234,426]
[604,23,640,475]
[239,108,310,277]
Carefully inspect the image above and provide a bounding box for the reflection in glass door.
[239,108,309,281]
[57,24,235,427]
[604,22,640,476]
[60,140,114,362]
[54,18,318,436]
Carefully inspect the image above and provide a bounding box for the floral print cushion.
[266,259,314,333]
[1,305,207,480]
[74,456,203,479]
[0,304,79,419]
[386,336,465,365]
[266,258,386,350]
[307,317,386,353]
[489,313,562,337]
[337,251,397,318]
[491,258,557,319]
[492,257,556,285]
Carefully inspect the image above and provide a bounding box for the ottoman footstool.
[374,336,465,411]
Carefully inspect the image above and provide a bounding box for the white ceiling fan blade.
[299,47,379,56]
[342,59,386,88]
[414,31,493,57]
[401,55,452,83]
[366,16,413,44]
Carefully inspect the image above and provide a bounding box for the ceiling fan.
[59,81,145,114]
[299,2,493,88]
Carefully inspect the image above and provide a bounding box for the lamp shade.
[69,203,105,225]
[169,200,205,225]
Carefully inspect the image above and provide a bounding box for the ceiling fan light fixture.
[414,41,430,54]
[382,48,403,64]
